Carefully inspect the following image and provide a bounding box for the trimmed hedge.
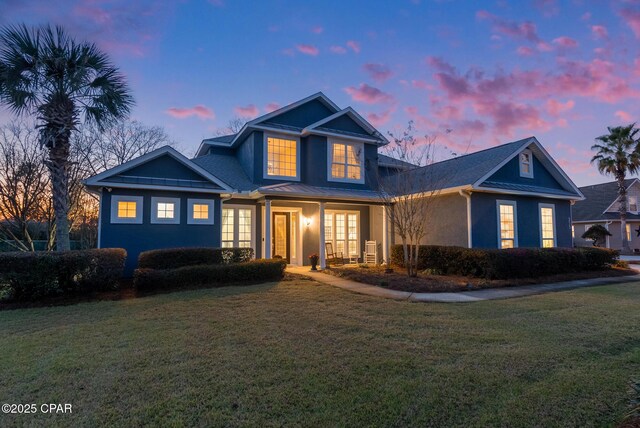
[133,259,287,291]
[0,248,126,301]
[138,247,254,270]
[391,245,618,279]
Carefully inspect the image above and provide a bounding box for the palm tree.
[591,123,640,254]
[0,24,133,250]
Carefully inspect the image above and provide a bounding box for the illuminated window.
[540,204,555,248]
[325,211,359,257]
[118,201,137,218]
[266,136,298,178]
[329,141,363,183]
[498,201,517,249]
[626,224,631,242]
[222,206,255,250]
[188,199,214,225]
[519,149,533,178]
[110,195,143,224]
[151,197,180,224]
[193,204,209,219]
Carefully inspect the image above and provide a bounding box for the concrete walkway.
[287,266,640,302]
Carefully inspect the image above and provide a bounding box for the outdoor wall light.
[304,217,312,227]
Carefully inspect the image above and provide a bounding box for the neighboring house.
[572,179,640,250]
[84,92,584,274]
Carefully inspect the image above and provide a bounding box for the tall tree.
[0,24,133,250]
[591,123,640,254]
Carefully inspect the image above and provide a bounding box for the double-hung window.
[629,196,638,213]
[265,135,299,179]
[328,140,364,183]
[497,201,517,249]
[111,195,143,224]
[539,203,556,248]
[222,205,255,249]
[151,197,180,224]
[519,149,533,178]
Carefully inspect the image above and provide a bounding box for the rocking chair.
[325,242,344,266]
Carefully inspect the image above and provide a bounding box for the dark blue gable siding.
[100,188,221,275]
[484,155,564,190]
[263,99,334,128]
[236,134,255,179]
[471,192,572,248]
[120,154,210,182]
[321,115,370,136]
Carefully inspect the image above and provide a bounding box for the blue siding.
[263,99,334,128]
[471,193,572,248]
[485,155,564,190]
[322,115,369,136]
[100,188,221,275]
[120,154,208,181]
[236,134,255,179]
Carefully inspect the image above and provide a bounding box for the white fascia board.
[87,181,228,194]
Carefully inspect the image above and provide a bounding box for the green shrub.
[133,259,287,291]
[138,247,254,270]
[391,244,618,279]
[0,248,126,301]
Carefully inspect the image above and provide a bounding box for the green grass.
[1,279,639,427]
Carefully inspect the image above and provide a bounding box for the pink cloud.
[516,46,534,56]
[615,110,634,122]
[296,44,319,56]
[553,36,578,48]
[166,105,215,120]
[533,0,559,17]
[591,25,608,39]
[344,84,394,105]
[265,103,281,113]
[546,99,575,116]
[620,8,640,38]
[581,12,592,21]
[425,56,455,74]
[311,26,323,34]
[234,104,260,118]
[367,110,393,127]
[330,45,347,54]
[346,40,361,53]
[476,10,541,43]
[362,63,393,83]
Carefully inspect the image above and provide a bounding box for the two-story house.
[85,92,584,274]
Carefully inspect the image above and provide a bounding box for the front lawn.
[325,264,637,293]
[1,278,639,426]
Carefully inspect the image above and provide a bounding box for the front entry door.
[272,212,290,262]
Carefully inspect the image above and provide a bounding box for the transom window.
[540,204,556,248]
[222,206,254,249]
[266,136,298,178]
[498,201,517,249]
[151,197,180,224]
[519,149,533,178]
[329,141,364,183]
[118,201,137,219]
[325,211,359,257]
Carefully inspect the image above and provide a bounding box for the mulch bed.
[323,265,638,293]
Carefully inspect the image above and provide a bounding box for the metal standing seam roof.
[572,179,640,221]
[256,182,383,201]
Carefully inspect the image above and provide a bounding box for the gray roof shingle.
[191,153,256,191]
[202,134,236,145]
[573,179,640,221]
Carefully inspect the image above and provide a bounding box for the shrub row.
[133,259,287,291]
[391,245,619,279]
[138,247,254,270]
[0,249,126,301]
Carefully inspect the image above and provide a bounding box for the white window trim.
[539,203,556,248]
[151,197,181,224]
[629,196,638,214]
[496,200,518,249]
[222,204,256,251]
[327,139,366,184]
[519,149,534,178]
[263,133,301,181]
[325,210,361,257]
[110,195,143,224]
[187,198,215,225]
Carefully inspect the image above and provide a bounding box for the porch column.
[319,201,326,269]
[382,204,389,264]
[265,199,272,259]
